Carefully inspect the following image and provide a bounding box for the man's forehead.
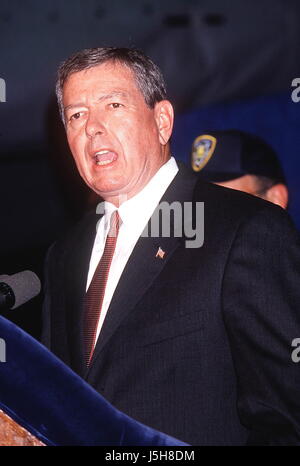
[65,61,135,87]
[62,62,141,102]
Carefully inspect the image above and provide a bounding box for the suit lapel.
[88,165,198,373]
[88,228,182,370]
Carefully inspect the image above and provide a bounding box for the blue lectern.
[0,315,187,446]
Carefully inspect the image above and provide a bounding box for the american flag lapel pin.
[156,247,166,259]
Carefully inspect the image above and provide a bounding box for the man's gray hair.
[56,47,167,123]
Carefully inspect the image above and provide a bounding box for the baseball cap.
[191,129,286,184]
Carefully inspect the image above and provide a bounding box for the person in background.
[191,129,288,209]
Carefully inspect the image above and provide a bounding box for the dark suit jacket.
[42,164,300,445]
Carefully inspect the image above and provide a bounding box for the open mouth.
[94,150,117,166]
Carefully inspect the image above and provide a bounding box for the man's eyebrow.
[64,102,86,112]
[64,91,129,112]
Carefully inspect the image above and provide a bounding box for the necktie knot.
[107,210,120,239]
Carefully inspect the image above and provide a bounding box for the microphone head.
[0,271,41,310]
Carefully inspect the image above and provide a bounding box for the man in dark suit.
[43,47,300,445]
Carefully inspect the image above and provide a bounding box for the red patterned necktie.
[84,210,120,366]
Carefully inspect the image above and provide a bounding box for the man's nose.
[85,112,106,138]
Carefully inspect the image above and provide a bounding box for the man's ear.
[265,183,289,209]
[154,100,174,146]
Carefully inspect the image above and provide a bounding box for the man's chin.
[88,184,129,205]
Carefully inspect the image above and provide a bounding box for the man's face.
[62,62,173,205]
[216,175,288,209]
[215,175,261,196]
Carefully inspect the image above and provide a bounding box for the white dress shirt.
[86,156,179,343]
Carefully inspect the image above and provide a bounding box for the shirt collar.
[101,157,178,229]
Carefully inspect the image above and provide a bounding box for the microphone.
[0,271,41,311]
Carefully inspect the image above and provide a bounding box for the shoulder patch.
[191,134,217,172]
